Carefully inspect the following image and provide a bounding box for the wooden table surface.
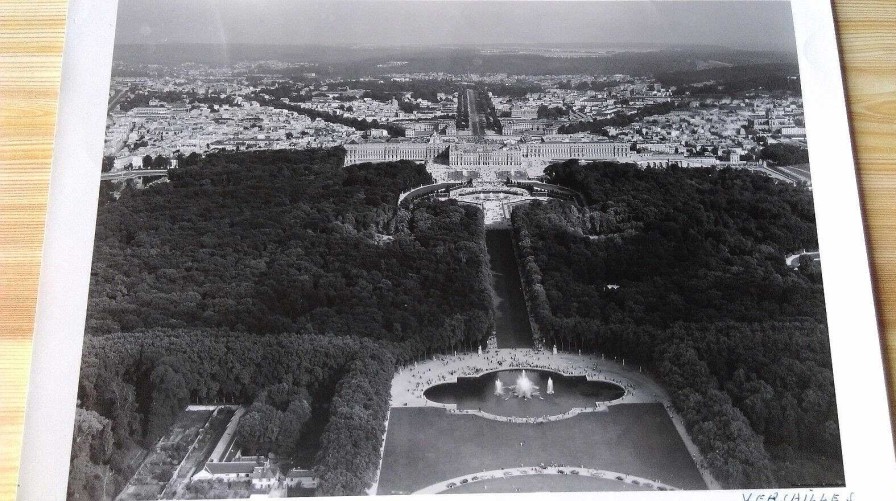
[1,1,895,499]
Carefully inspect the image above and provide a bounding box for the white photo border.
[17,1,896,500]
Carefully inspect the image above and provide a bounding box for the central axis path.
[467,88,485,137]
[485,229,534,348]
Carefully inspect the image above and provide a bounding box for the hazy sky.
[115,0,797,52]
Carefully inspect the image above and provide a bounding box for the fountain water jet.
[546,377,554,395]
[513,370,539,399]
[494,379,504,396]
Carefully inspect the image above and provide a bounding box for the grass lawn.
[377,403,705,495]
[769,445,845,488]
[445,473,645,494]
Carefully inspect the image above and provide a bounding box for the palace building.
[450,143,522,167]
[523,141,632,161]
[344,138,632,167]
[343,140,447,165]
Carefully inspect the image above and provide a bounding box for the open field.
[377,403,705,495]
[445,473,645,494]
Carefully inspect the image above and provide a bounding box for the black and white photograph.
[35,0,888,499]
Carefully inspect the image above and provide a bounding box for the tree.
[101,156,115,173]
[760,143,809,166]
[146,360,189,443]
[71,408,113,465]
[76,147,499,495]
[151,155,171,169]
[536,105,567,120]
[276,397,312,457]
[236,402,281,456]
[141,155,153,169]
[513,160,837,487]
[68,408,114,500]
[398,100,418,113]
[183,152,201,167]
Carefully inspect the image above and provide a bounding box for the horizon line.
[112,42,794,52]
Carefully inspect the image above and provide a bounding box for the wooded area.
[71,149,494,498]
[557,101,685,135]
[512,160,840,488]
[253,96,406,137]
[656,63,803,96]
[71,332,394,498]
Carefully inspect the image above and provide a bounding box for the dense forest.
[473,89,503,134]
[116,90,237,112]
[557,101,685,135]
[72,149,494,498]
[760,143,811,166]
[73,146,840,495]
[86,149,493,355]
[657,63,802,95]
[252,95,406,137]
[70,332,394,498]
[512,160,840,488]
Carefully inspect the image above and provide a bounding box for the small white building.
[192,456,262,481]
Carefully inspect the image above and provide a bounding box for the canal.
[485,229,534,348]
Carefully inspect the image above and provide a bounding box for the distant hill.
[111,43,797,78]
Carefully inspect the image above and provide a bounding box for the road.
[100,169,169,181]
[466,89,486,137]
[107,87,127,114]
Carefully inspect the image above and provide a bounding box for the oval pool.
[423,369,625,419]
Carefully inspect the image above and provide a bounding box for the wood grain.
[0,1,67,500]
[833,0,896,428]
[0,1,894,499]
